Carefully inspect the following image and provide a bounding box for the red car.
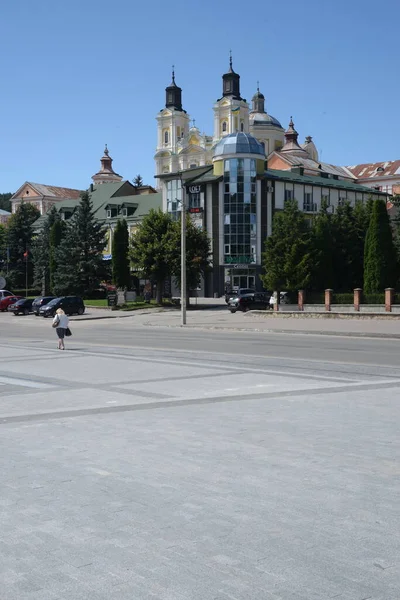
[0,296,23,312]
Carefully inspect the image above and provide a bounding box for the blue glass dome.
[213,132,265,158]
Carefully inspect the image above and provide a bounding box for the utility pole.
[181,179,186,326]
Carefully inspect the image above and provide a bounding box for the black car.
[11,298,34,315]
[228,292,270,313]
[39,296,85,317]
[225,287,255,304]
[32,296,56,316]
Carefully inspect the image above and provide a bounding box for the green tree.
[330,202,358,291]
[0,193,12,212]
[53,192,107,297]
[130,209,176,303]
[49,218,66,293]
[133,174,144,188]
[6,202,40,288]
[261,199,312,291]
[364,199,397,293]
[170,216,212,303]
[32,205,60,294]
[0,223,6,268]
[112,218,130,289]
[311,200,335,290]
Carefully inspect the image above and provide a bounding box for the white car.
[0,290,14,301]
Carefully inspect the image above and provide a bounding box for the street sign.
[107,292,118,307]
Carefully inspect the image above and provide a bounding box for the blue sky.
[1,0,398,193]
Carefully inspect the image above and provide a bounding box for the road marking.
[0,376,53,389]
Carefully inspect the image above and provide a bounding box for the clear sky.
[1,0,399,193]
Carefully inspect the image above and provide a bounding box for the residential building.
[0,209,11,224]
[11,182,82,216]
[346,161,400,195]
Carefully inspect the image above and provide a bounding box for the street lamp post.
[181,179,186,326]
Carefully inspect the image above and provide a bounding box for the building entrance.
[225,267,256,291]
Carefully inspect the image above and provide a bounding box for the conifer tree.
[364,199,397,293]
[261,199,312,291]
[133,174,144,188]
[112,218,130,289]
[53,192,107,297]
[32,205,60,294]
[6,202,40,288]
[311,200,335,290]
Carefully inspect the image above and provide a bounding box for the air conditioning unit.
[106,210,112,219]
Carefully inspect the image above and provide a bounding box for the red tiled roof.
[28,183,82,198]
[346,161,400,179]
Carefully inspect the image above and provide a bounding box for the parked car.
[0,290,15,301]
[0,295,23,312]
[32,296,56,316]
[39,296,85,317]
[10,298,34,315]
[225,287,255,304]
[228,292,270,313]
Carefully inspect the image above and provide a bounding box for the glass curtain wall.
[166,179,182,221]
[223,158,257,264]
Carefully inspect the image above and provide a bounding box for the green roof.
[266,169,389,195]
[33,181,162,230]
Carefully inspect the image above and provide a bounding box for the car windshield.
[46,298,61,307]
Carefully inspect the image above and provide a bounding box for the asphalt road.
[0,315,399,599]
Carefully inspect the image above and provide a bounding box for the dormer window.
[376,166,384,172]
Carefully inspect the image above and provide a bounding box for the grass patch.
[84,299,108,306]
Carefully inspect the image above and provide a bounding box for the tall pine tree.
[6,202,40,288]
[364,199,397,293]
[261,199,312,291]
[112,218,130,289]
[53,192,107,297]
[32,205,60,295]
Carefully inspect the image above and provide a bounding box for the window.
[222,121,227,133]
[321,193,330,206]
[164,130,169,144]
[224,244,230,255]
[189,163,197,169]
[338,195,346,206]
[189,192,201,209]
[240,122,244,132]
[303,193,313,212]
[166,179,182,221]
[284,189,293,203]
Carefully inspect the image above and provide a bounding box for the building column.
[385,288,394,312]
[354,288,362,312]
[325,289,333,312]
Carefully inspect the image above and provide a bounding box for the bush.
[305,292,325,304]
[364,293,385,304]
[332,293,354,304]
[12,288,41,297]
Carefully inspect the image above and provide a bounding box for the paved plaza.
[0,317,400,599]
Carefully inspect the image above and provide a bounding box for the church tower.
[155,68,190,179]
[248,84,285,156]
[213,55,249,143]
[92,145,123,185]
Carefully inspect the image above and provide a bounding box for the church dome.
[249,112,283,128]
[213,132,265,158]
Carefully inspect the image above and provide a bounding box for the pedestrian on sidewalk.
[52,308,70,350]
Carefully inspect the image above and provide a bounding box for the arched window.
[164,130,169,144]
[222,121,227,133]
[240,122,244,132]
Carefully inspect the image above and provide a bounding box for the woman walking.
[52,308,69,350]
